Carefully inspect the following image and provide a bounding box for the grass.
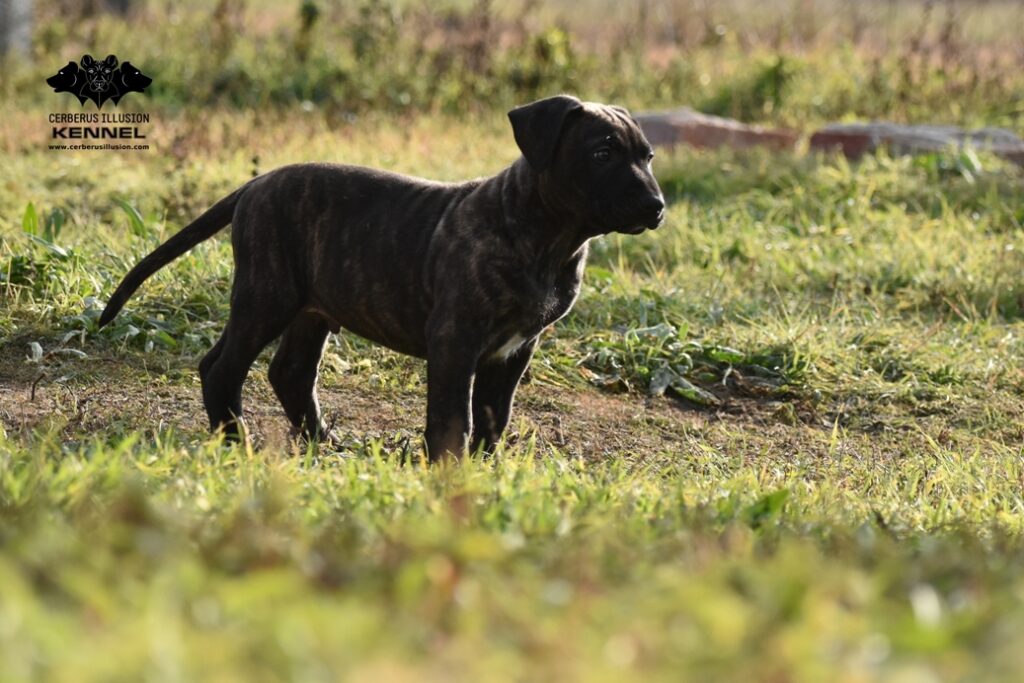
[8,0,1024,126]
[4,109,1024,680]
[5,434,1024,682]
[4,0,1024,680]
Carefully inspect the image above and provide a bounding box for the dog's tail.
[98,185,247,328]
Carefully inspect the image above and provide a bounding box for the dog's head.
[81,54,118,92]
[509,95,665,236]
[47,61,82,92]
[116,61,152,93]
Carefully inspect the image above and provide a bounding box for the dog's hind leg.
[268,312,332,442]
[198,336,226,386]
[201,292,298,440]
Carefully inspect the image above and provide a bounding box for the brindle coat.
[98,95,665,461]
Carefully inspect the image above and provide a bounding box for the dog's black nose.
[641,195,665,226]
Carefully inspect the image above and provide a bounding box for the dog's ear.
[508,95,583,172]
[81,55,95,67]
[103,55,119,68]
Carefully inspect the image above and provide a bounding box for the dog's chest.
[492,332,529,360]
[489,264,583,361]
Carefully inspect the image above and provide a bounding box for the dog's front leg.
[471,339,537,453]
[424,322,482,463]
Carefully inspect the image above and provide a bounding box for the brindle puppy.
[99,95,665,461]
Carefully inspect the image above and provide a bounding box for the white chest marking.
[493,333,527,361]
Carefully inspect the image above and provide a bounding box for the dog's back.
[236,163,481,356]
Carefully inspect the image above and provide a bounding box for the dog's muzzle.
[638,195,666,230]
[616,195,665,234]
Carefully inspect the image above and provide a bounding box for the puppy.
[99,95,665,460]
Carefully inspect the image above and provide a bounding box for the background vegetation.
[4,0,1024,124]
[2,0,1024,681]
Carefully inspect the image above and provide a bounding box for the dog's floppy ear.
[508,94,583,172]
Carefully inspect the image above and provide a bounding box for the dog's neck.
[496,157,590,267]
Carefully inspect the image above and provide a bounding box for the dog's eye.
[646,150,655,162]
[592,148,611,163]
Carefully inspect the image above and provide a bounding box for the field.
[3,1,1024,681]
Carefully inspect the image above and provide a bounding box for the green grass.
[5,1,1024,680]
[5,433,1024,682]
[9,0,1024,126]
[4,111,1024,680]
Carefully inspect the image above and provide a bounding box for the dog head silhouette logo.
[46,54,152,108]
[46,61,88,105]
[82,54,117,94]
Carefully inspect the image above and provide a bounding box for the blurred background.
[1,0,1023,129]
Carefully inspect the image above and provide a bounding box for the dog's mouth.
[619,208,665,234]
[618,224,648,235]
